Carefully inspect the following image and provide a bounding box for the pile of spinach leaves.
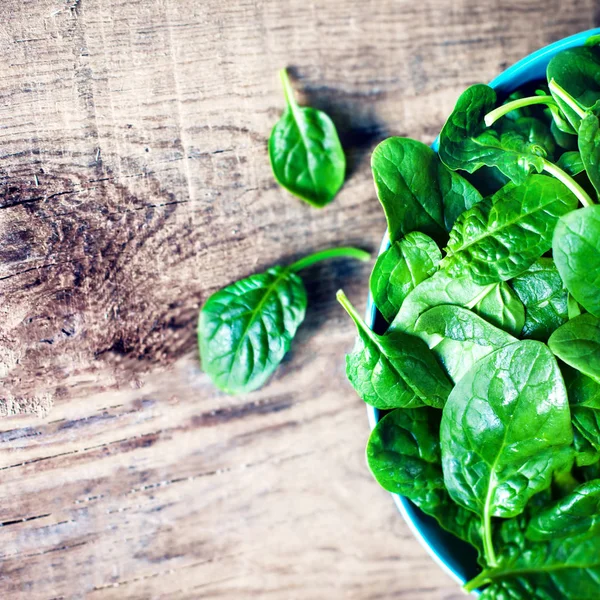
[339,40,600,598]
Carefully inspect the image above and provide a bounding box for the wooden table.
[0,1,595,597]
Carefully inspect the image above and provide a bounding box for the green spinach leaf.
[572,406,600,452]
[566,368,600,409]
[551,119,578,150]
[574,425,600,468]
[367,408,483,555]
[442,175,577,284]
[441,341,573,565]
[556,151,585,176]
[392,269,524,336]
[510,258,569,341]
[472,280,525,336]
[414,305,516,383]
[500,116,556,161]
[337,290,452,409]
[526,479,600,541]
[199,266,307,394]
[269,69,345,207]
[438,84,548,184]
[553,205,600,317]
[199,247,369,394]
[467,532,600,598]
[579,113,600,197]
[547,46,600,129]
[370,232,441,323]
[548,314,600,383]
[371,137,481,243]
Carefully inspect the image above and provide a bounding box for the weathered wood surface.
[0,0,596,597]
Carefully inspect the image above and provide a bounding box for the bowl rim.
[364,26,600,594]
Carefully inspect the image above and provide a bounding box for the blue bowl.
[365,27,600,593]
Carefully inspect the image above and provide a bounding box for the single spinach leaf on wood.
[442,175,578,284]
[547,46,600,130]
[557,151,585,176]
[441,341,573,565]
[548,314,600,383]
[391,269,524,336]
[337,290,452,409]
[199,247,369,394]
[579,113,600,197]
[199,266,307,394]
[371,137,482,243]
[526,479,600,541]
[414,305,516,383]
[553,205,600,317]
[510,258,569,341]
[269,69,345,207]
[370,232,441,323]
[438,84,546,184]
[367,408,483,556]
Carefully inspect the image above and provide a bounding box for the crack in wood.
[0,513,51,527]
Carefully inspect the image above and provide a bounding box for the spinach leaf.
[438,84,548,184]
[392,269,524,336]
[472,278,525,336]
[574,426,600,468]
[370,232,441,323]
[551,119,578,150]
[366,408,442,497]
[587,34,600,48]
[572,406,600,452]
[367,408,483,555]
[199,266,306,394]
[199,247,369,394]
[553,205,600,317]
[526,479,600,541]
[510,258,569,341]
[441,341,573,565]
[579,113,600,197]
[467,532,600,598]
[337,290,452,409]
[269,69,345,207]
[414,305,516,383]
[556,151,585,176]
[500,116,556,161]
[442,175,578,285]
[548,314,600,383]
[547,46,600,129]
[371,137,481,243]
[566,368,600,409]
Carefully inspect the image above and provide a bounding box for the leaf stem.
[336,289,379,343]
[463,571,492,593]
[484,95,556,127]
[548,79,588,120]
[279,68,299,111]
[289,247,370,273]
[541,158,595,207]
[483,502,498,569]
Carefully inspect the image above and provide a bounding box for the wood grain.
[0,0,596,597]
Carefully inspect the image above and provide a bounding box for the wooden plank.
[0,0,596,597]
